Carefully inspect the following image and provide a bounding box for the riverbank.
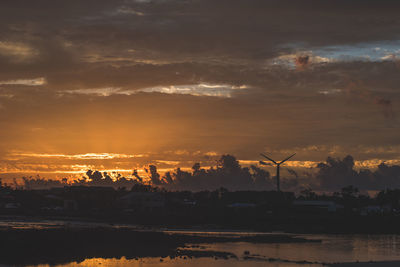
[3,214,400,235]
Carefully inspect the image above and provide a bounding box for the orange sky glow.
[0,0,400,189]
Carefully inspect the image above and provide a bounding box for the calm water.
[2,219,400,266]
[17,234,400,267]
[207,234,400,263]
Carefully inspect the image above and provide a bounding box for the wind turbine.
[259,153,296,192]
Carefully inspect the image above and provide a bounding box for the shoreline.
[2,214,400,235]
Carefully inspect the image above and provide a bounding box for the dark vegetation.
[2,176,400,234]
[16,155,278,191]
[7,154,400,192]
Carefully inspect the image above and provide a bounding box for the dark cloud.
[374,97,395,119]
[1,0,400,84]
[342,79,397,119]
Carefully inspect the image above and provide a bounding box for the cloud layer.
[0,0,399,187]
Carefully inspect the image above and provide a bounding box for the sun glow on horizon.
[1,151,400,182]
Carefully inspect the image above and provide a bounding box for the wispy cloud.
[63,83,249,98]
[0,42,38,62]
[137,84,248,98]
[9,152,145,160]
[0,77,46,86]
[63,87,122,96]
[116,6,145,16]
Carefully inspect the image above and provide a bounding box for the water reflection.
[26,257,324,267]
[2,221,400,267]
[207,234,400,263]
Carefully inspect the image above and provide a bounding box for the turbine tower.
[259,153,296,192]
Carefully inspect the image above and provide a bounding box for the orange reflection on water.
[29,257,321,267]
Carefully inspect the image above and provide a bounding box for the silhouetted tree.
[163,172,173,184]
[146,165,161,185]
[377,189,400,209]
[217,154,240,172]
[192,163,201,175]
[133,169,143,182]
[300,188,317,200]
[341,185,359,198]
[130,183,158,192]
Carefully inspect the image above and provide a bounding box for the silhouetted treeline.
[20,170,142,190]
[13,155,278,191]
[3,180,400,233]
[157,155,276,191]
[3,154,400,192]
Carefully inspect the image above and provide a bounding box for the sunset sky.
[0,0,400,182]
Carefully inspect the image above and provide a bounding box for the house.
[360,204,393,216]
[4,203,20,209]
[117,192,165,211]
[227,203,256,208]
[293,200,343,213]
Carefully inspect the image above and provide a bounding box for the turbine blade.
[259,160,271,166]
[279,153,296,164]
[260,153,277,164]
